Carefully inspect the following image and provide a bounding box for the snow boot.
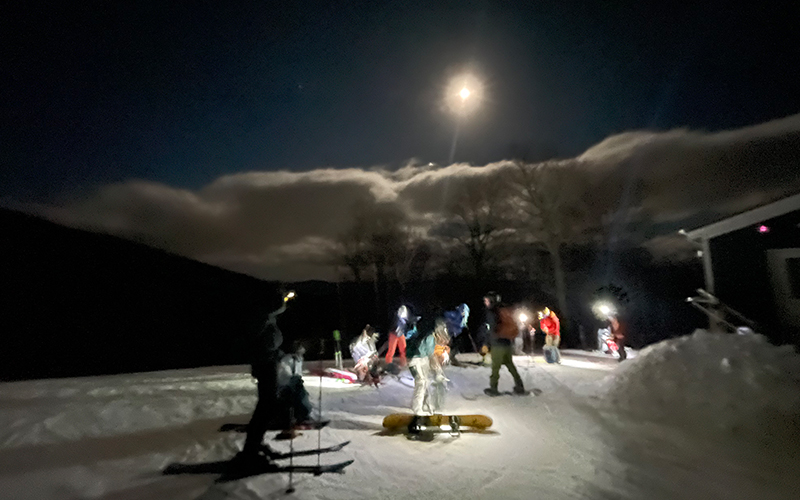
[231,450,277,474]
[449,415,461,436]
[408,415,424,434]
[484,388,501,397]
[385,362,401,376]
[513,386,530,396]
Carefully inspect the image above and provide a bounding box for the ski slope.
[0,333,797,500]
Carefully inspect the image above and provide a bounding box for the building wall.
[767,248,800,338]
[710,210,800,344]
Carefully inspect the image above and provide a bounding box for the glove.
[480,345,489,355]
[441,351,450,365]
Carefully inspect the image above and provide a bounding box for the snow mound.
[602,330,800,445]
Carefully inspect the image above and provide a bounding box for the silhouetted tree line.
[330,161,707,350]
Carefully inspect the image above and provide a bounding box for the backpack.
[496,307,519,340]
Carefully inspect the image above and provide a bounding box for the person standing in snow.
[407,317,456,433]
[539,307,562,364]
[237,290,295,463]
[385,305,409,367]
[477,293,500,365]
[430,319,451,411]
[610,315,627,362]
[443,303,470,366]
[484,296,526,396]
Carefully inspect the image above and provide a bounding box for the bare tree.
[335,211,372,283]
[445,176,513,281]
[392,228,430,293]
[510,160,599,323]
[335,200,411,324]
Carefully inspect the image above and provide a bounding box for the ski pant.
[385,333,407,366]
[489,342,524,392]
[522,329,533,354]
[616,337,627,361]
[545,334,561,362]
[429,359,447,413]
[243,373,279,455]
[408,357,430,415]
[408,356,446,415]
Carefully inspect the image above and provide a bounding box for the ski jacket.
[443,304,470,337]
[250,301,288,380]
[444,310,464,337]
[540,313,560,337]
[392,315,408,337]
[611,321,626,341]
[405,327,436,359]
[495,306,519,341]
[350,336,376,362]
[478,307,497,346]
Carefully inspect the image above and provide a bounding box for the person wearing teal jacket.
[405,320,436,417]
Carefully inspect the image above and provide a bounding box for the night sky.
[2,2,799,280]
[4,1,798,201]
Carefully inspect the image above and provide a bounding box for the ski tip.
[319,459,355,475]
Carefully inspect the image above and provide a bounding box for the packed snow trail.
[0,335,797,500]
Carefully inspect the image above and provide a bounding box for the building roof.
[686,192,800,240]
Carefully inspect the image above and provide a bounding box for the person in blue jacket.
[443,303,470,365]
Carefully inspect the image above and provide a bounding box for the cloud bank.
[27,114,800,280]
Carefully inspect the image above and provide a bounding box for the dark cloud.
[23,114,800,280]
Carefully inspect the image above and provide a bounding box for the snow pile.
[601,330,800,446]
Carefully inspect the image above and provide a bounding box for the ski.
[460,388,541,400]
[217,459,354,482]
[163,458,354,482]
[263,440,350,460]
[218,419,330,433]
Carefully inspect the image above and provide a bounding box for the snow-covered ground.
[1,332,798,500]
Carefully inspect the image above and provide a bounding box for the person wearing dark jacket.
[477,293,499,365]
[236,290,295,463]
[482,294,526,396]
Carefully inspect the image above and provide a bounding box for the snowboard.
[460,388,541,400]
[382,413,492,431]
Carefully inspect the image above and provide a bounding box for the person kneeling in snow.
[350,325,380,384]
[276,343,313,426]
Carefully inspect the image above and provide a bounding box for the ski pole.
[317,338,324,468]
[286,404,295,494]
[332,330,342,370]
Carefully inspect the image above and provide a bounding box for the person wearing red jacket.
[610,316,627,362]
[539,307,561,364]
